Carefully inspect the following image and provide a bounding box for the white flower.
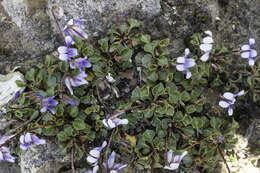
[200,30,214,62]
[241,38,257,66]
[164,150,188,170]
[106,73,116,83]
[102,112,128,129]
[219,90,244,116]
[87,141,107,166]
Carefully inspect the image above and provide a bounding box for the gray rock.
[0,0,161,74]
[20,141,70,173]
[0,162,21,173]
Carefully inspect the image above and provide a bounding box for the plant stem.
[105,128,115,162]
[51,7,65,44]
[217,145,231,173]
[71,142,76,173]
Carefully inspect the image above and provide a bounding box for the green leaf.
[57,131,70,142]
[143,130,155,144]
[180,91,191,102]
[15,80,26,87]
[98,38,109,52]
[159,38,170,47]
[121,48,133,62]
[169,90,180,105]
[42,112,52,121]
[140,34,151,43]
[158,57,168,67]
[59,61,69,72]
[64,124,73,136]
[144,42,158,57]
[144,108,154,118]
[25,68,36,81]
[73,119,86,130]
[141,54,153,68]
[152,83,164,100]
[56,104,64,117]
[131,87,141,101]
[46,76,57,87]
[68,106,78,117]
[182,127,194,137]
[210,117,222,129]
[147,71,158,82]
[128,18,140,29]
[186,105,196,114]
[30,110,39,120]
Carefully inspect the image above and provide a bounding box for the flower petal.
[176,65,185,71]
[20,143,30,150]
[249,59,255,66]
[31,135,46,145]
[65,36,73,47]
[25,133,32,143]
[186,70,192,79]
[167,150,173,163]
[203,37,213,44]
[48,107,56,115]
[108,151,116,168]
[114,163,127,170]
[249,38,255,47]
[177,57,185,64]
[58,46,68,54]
[241,45,250,51]
[87,156,98,164]
[116,119,128,126]
[223,92,234,100]
[200,44,213,52]
[219,101,229,108]
[250,49,257,57]
[204,30,212,37]
[59,54,69,61]
[228,106,233,116]
[241,52,250,59]
[90,149,100,158]
[235,90,244,97]
[200,52,210,62]
[184,48,190,57]
[186,59,196,68]
[65,78,74,95]
[67,48,78,57]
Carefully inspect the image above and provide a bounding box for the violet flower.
[103,151,127,173]
[70,57,91,72]
[87,141,107,166]
[241,38,257,66]
[65,72,88,95]
[0,108,6,118]
[219,90,244,116]
[0,147,15,163]
[19,132,46,150]
[61,95,76,106]
[85,165,99,173]
[102,112,128,129]
[200,30,214,62]
[36,95,58,115]
[0,135,14,145]
[164,150,188,170]
[14,91,20,100]
[58,36,78,61]
[63,19,88,40]
[176,48,196,79]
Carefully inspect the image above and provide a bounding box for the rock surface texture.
[0,0,260,173]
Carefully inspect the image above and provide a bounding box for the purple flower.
[241,38,257,66]
[176,48,196,79]
[19,133,46,150]
[200,31,214,62]
[102,112,128,129]
[0,108,6,118]
[85,165,99,173]
[58,36,78,61]
[216,136,225,143]
[65,72,88,95]
[14,91,20,100]
[164,150,188,170]
[103,151,127,173]
[219,90,244,116]
[63,19,88,40]
[70,57,92,72]
[36,95,58,115]
[87,141,107,166]
[0,135,14,146]
[0,147,15,163]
